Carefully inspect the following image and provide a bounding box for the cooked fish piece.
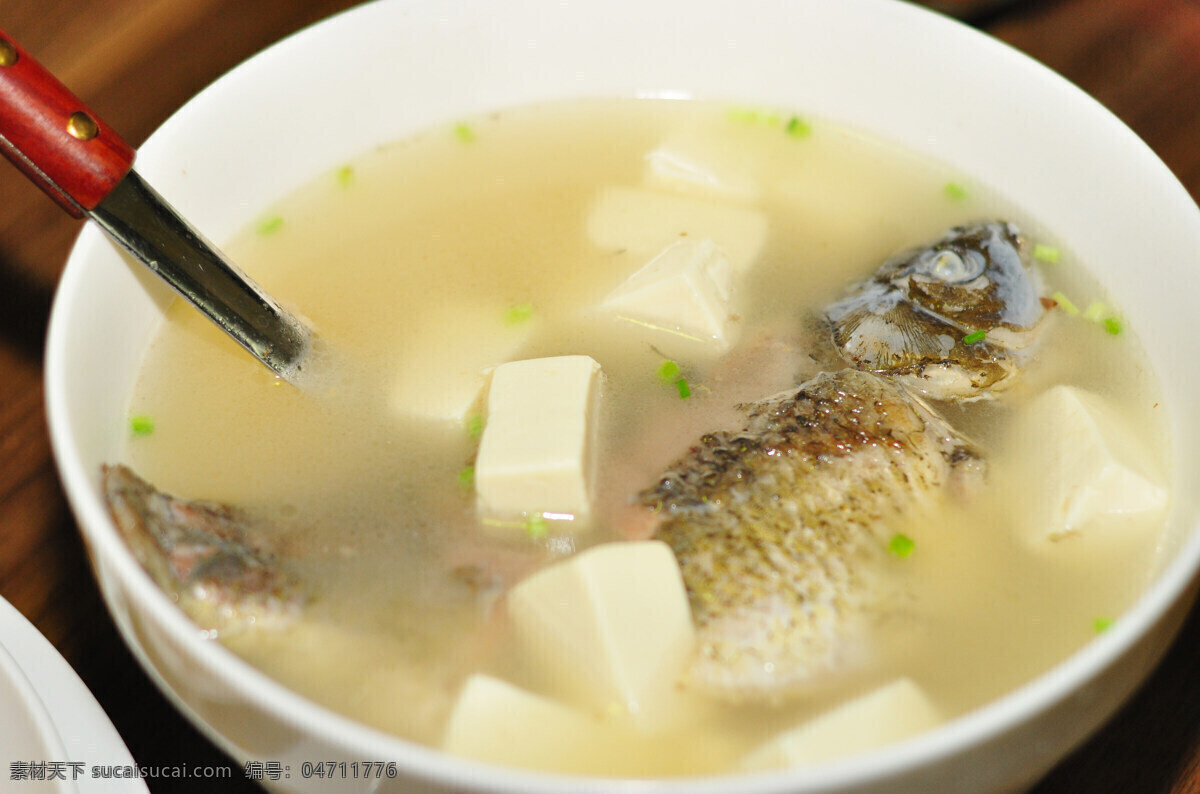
[102,463,518,742]
[101,463,544,636]
[825,221,1044,400]
[637,369,981,700]
[101,463,304,634]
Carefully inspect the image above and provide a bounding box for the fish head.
[826,221,1045,400]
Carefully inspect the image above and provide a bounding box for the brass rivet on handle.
[0,39,17,67]
[67,111,99,141]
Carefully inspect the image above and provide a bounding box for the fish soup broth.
[121,99,1168,776]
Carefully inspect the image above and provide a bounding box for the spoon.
[0,29,313,383]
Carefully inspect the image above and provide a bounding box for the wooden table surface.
[1,0,1198,791]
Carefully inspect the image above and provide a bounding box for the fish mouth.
[825,221,1045,400]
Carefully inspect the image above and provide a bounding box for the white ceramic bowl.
[45,1,1200,792]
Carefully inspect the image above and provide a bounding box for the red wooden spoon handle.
[0,28,135,218]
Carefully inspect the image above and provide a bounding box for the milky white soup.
[119,99,1170,777]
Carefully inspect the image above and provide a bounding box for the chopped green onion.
[503,303,534,326]
[1050,290,1079,315]
[1032,243,1060,263]
[1093,616,1114,634]
[1103,316,1122,336]
[453,123,476,143]
[256,215,284,235]
[457,466,475,489]
[888,533,915,558]
[943,182,968,202]
[336,165,355,188]
[962,329,987,345]
[526,513,548,540]
[464,413,484,439]
[130,415,155,436]
[726,106,780,126]
[1082,301,1108,322]
[654,358,691,398]
[784,116,812,139]
[657,360,682,383]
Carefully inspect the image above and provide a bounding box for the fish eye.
[922,248,985,283]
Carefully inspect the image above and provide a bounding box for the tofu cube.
[390,300,533,422]
[601,238,737,351]
[1003,386,1168,542]
[506,540,695,732]
[740,678,942,770]
[644,132,763,202]
[586,185,768,273]
[442,674,633,774]
[474,355,601,532]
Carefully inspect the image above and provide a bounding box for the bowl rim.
[44,0,1200,790]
